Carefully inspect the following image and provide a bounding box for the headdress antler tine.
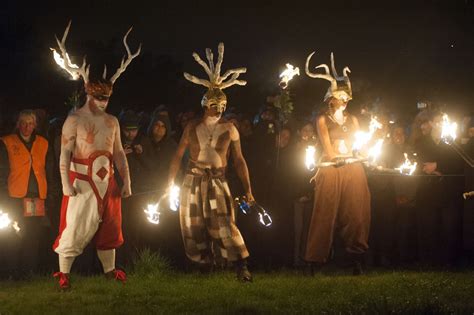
[218,68,246,85]
[102,64,107,80]
[330,52,344,80]
[110,27,142,84]
[183,72,212,88]
[305,52,337,90]
[220,76,247,89]
[55,20,90,83]
[214,43,224,81]
[192,52,213,80]
[343,67,352,93]
[205,48,215,76]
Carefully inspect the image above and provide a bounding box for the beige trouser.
[305,163,371,263]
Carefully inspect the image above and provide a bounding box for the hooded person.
[50,21,140,289]
[167,42,255,282]
[304,52,370,275]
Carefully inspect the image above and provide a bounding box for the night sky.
[1,0,473,121]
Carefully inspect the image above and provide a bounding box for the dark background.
[1,0,473,120]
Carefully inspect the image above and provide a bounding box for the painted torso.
[187,120,233,168]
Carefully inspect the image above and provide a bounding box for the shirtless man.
[51,21,140,289]
[168,43,254,281]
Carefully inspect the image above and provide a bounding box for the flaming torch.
[144,185,180,224]
[50,48,80,80]
[0,210,20,233]
[305,145,317,171]
[441,114,458,145]
[395,153,418,175]
[279,63,300,89]
[144,203,160,225]
[169,185,180,212]
[440,114,474,167]
[353,116,383,152]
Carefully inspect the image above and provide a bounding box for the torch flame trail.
[305,145,316,171]
[279,63,300,89]
[395,153,418,175]
[50,48,80,80]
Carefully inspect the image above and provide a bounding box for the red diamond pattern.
[96,167,108,181]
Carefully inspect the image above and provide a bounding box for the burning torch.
[144,185,180,224]
[235,196,272,227]
[0,210,20,234]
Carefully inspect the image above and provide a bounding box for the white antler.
[54,20,90,83]
[184,42,246,90]
[305,52,337,91]
[109,27,142,84]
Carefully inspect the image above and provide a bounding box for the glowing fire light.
[353,116,383,151]
[395,153,417,175]
[305,145,316,171]
[367,139,384,163]
[258,210,273,227]
[144,203,160,224]
[0,210,20,233]
[169,185,180,211]
[279,63,300,89]
[441,114,457,145]
[50,48,80,80]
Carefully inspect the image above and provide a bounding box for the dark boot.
[350,253,365,275]
[235,259,252,282]
[304,262,323,276]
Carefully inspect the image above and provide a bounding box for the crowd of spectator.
[0,99,473,279]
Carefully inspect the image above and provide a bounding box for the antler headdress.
[305,52,352,102]
[52,20,141,97]
[183,42,246,110]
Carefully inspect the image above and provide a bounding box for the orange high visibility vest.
[1,134,48,199]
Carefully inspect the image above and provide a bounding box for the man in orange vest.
[0,110,54,279]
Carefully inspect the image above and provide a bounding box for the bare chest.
[74,115,116,157]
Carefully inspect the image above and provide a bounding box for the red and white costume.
[53,152,123,257]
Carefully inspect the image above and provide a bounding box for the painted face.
[329,97,348,111]
[202,88,227,115]
[90,94,110,112]
[18,116,35,138]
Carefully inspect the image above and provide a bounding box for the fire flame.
[50,48,80,80]
[279,63,300,89]
[144,203,160,224]
[353,116,383,152]
[169,185,180,212]
[441,114,457,144]
[395,153,417,175]
[305,145,316,171]
[367,139,384,163]
[0,210,20,232]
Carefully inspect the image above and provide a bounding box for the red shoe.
[105,269,127,283]
[53,272,70,290]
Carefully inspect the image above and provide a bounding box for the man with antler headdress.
[167,43,254,282]
[304,52,370,275]
[51,21,140,289]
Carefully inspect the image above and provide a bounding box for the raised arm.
[59,115,78,196]
[112,116,131,197]
[167,124,190,187]
[229,124,254,202]
[316,115,337,160]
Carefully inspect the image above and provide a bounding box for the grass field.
[1,251,473,314]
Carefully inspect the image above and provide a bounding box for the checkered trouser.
[179,167,249,264]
